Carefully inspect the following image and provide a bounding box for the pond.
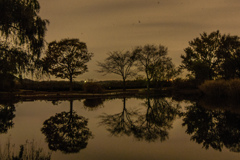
[0,96,240,160]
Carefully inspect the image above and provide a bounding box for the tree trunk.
[69,75,73,92]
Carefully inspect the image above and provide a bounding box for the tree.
[181,31,240,82]
[0,0,49,57]
[0,0,48,86]
[43,38,93,91]
[0,42,29,79]
[97,51,136,91]
[150,57,180,88]
[133,44,169,91]
[181,31,221,83]
[216,34,240,79]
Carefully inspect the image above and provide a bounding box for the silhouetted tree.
[216,34,240,79]
[181,31,221,83]
[97,51,136,91]
[0,0,48,85]
[133,44,170,91]
[0,43,29,84]
[41,100,93,154]
[0,0,49,56]
[43,38,93,91]
[181,31,240,82]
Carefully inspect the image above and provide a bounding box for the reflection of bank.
[41,100,93,154]
[99,97,180,142]
[183,100,240,152]
[83,98,104,111]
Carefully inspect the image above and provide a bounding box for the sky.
[38,0,240,81]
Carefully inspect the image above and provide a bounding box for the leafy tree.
[181,31,240,82]
[0,0,48,87]
[41,100,93,154]
[43,38,93,91]
[133,44,170,91]
[0,42,29,79]
[97,51,136,91]
[181,31,221,83]
[216,34,240,79]
[0,0,49,56]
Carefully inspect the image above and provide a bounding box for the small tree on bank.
[43,38,93,91]
[97,51,136,91]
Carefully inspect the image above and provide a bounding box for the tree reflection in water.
[41,100,93,154]
[99,97,181,142]
[134,98,181,142]
[183,101,240,152]
[0,102,15,134]
[99,97,140,137]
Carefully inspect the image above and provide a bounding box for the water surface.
[0,97,240,160]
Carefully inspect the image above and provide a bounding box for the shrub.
[172,78,197,90]
[83,82,104,93]
[199,79,240,98]
[228,79,240,98]
[199,80,229,97]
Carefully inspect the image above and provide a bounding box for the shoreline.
[0,88,202,101]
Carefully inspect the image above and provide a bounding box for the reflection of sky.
[38,0,240,80]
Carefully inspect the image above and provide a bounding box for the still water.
[0,97,240,160]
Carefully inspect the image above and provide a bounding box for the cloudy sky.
[38,0,240,81]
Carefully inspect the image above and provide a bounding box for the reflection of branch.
[99,97,181,142]
[99,107,140,136]
[133,98,180,142]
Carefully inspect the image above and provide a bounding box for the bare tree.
[97,51,136,91]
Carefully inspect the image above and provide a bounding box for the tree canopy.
[0,0,49,57]
[181,30,240,83]
[43,38,93,91]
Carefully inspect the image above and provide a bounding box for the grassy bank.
[199,79,240,98]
